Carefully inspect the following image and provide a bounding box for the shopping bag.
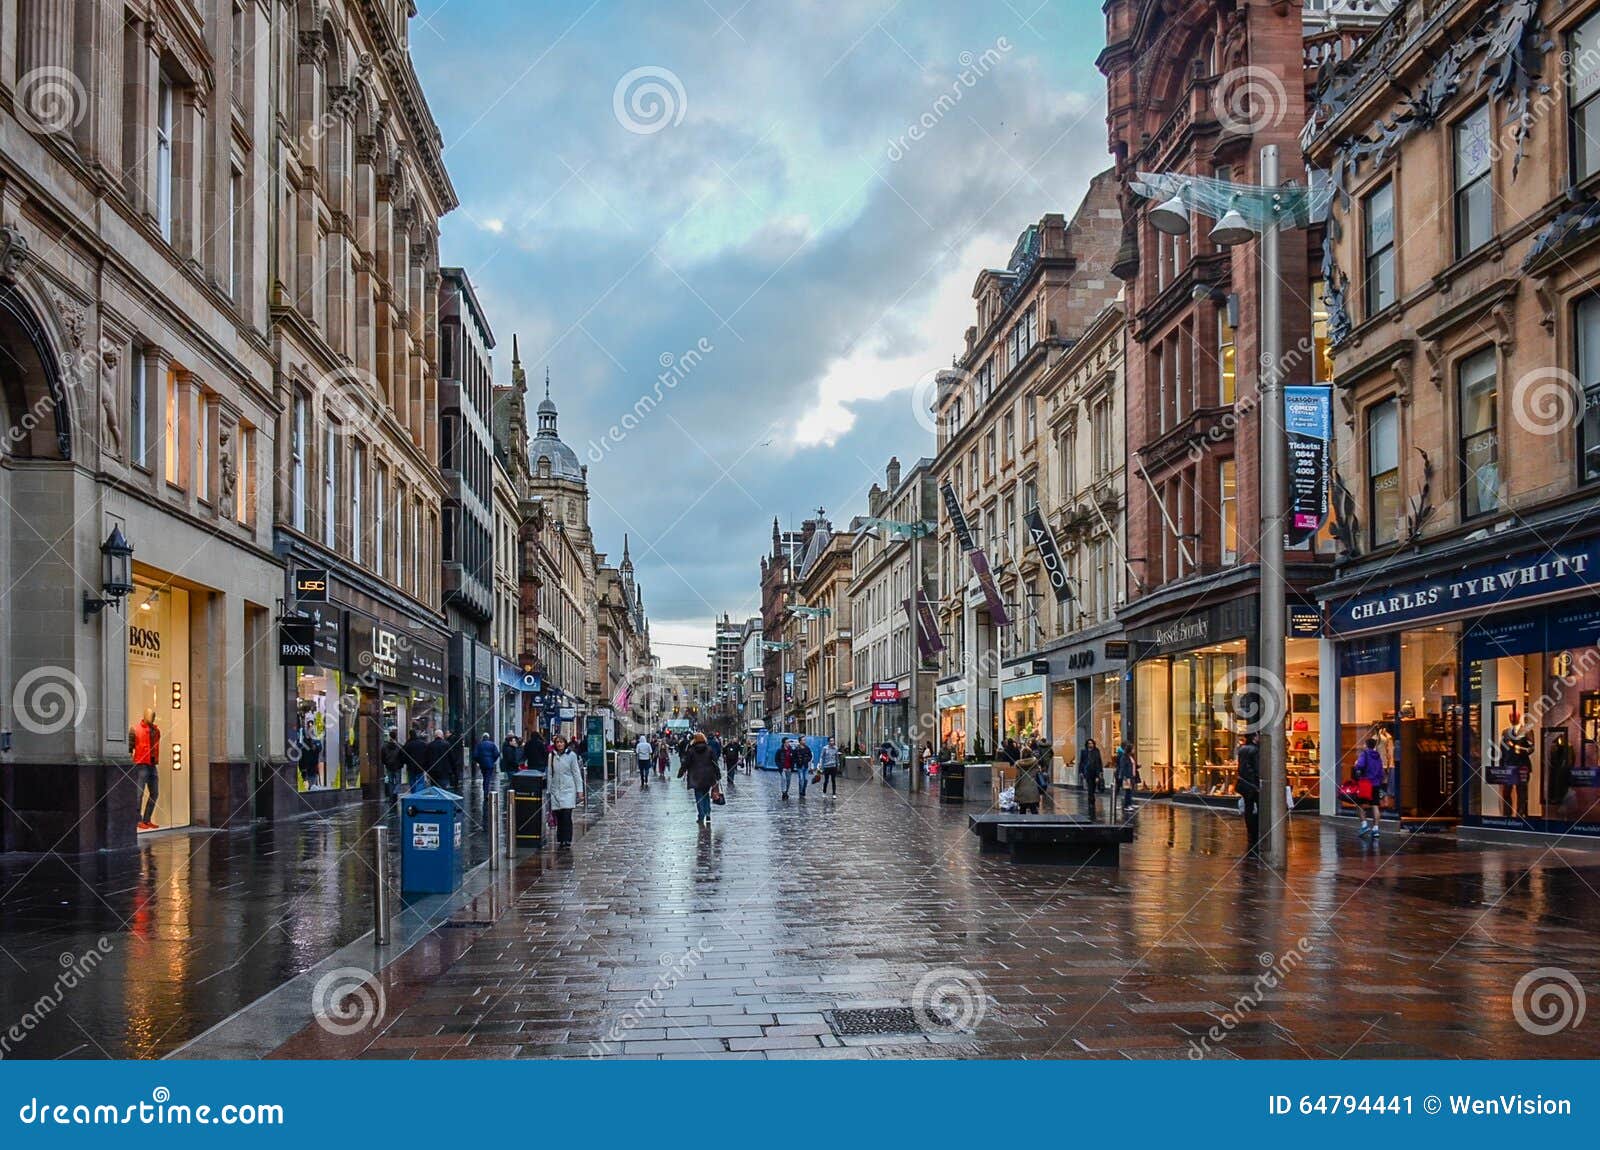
[710,785,726,806]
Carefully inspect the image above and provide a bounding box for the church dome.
[528,374,584,482]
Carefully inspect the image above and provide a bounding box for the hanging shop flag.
[941,482,1011,627]
[1024,506,1073,603]
[1284,385,1333,547]
[916,589,945,654]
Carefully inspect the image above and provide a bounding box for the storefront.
[495,657,531,739]
[1325,534,1600,835]
[936,681,967,758]
[1000,667,1046,746]
[346,611,447,759]
[1032,630,1127,786]
[1129,596,1320,805]
[126,578,192,833]
[280,600,361,800]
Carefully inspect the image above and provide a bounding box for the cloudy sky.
[411,0,1112,664]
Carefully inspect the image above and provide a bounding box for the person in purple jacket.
[1353,737,1386,840]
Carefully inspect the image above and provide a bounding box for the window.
[196,392,211,502]
[1060,426,1077,501]
[228,166,243,299]
[130,349,147,469]
[236,425,254,523]
[291,393,307,530]
[1368,398,1400,547]
[164,370,180,485]
[1155,345,1167,433]
[1220,459,1238,566]
[1577,296,1600,482]
[1023,480,1038,512]
[323,423,338,548]
[1218,308,1236,403]
[156,75,175,241]
[1003,496,1016,559]
[396,483,408,591]
[1092,395,1114,479]
[1569,11,1600,182]
[949,396,963,436]
[967,448,978,492]
[1003,413,1015,461]
[954,462,963,496]
[1025,394,1037,442]
[1454,104,1492,256]
[1458,348,1499,519]
[985,431,996,478]
[1364,181,1396,316]
[351,444,365,564]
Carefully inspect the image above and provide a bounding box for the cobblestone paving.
[271,770,1600,1060]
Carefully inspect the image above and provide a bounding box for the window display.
[1003,691,1042,743]
[1050,683,1076,785]
[126,582,191,832]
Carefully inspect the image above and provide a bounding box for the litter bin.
[508,769,546,847]
[940,761,966,801]
[399,785,464,896]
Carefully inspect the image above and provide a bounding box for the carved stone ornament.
[1534,277,1556,332]
[100,344,123,455]
[1490,301,1515,354]
[217,426,237,516]
[1391,353,1413,408]
[1423,340,1444,392]
[49,288,87,351]
[0,227,29,282]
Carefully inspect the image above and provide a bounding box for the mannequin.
[129,708,161,831]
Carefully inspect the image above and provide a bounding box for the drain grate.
[439,920,495,929]
[828,1007,923,1036]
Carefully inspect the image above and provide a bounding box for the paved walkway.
[268,767,1600,1060]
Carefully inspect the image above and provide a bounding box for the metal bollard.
[373,824,391,946]
[504,787,516,859]
[488,791,502,871]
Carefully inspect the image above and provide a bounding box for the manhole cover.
[829,1007,922,1036]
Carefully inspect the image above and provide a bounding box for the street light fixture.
[83,525,135,622]
[1133,151,1330,871]
[1148,193,1190,235]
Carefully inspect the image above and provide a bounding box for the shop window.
[1457,349,1499,519]
[1570,10,1600,183]
[1576,296,1600,482]
[1363,180,1396,316]
[1368,398,1400,547]
[1135,660,1171,791]
[1453,104,1493,257]
[128,584,192,832]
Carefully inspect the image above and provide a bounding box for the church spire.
[545,366,551,401]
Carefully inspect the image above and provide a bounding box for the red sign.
[870,682,902,704]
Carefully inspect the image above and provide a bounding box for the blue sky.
[411,0,1112,661]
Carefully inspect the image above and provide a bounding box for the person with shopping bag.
[1350,737,1386,840]
[677,731,722,828]
[545,735,585,850]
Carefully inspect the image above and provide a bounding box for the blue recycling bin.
[399,785,464,896]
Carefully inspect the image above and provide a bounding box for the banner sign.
[277,620,315,666]
[294,567,329,602]
[1024,506,1073,603]
[1285,385,1333,546]
[940,482,975,553]
[942,482,1010,627]
[347,614,447,692]
[903,590,945,664]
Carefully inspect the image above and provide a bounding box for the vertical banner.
[903,591,946,663]
[1284,385,1333,547]
[1024,506,1073,603]
[941,482,1012,627]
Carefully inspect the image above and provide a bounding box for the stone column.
[18,0,72,80]
[142,345,170,497]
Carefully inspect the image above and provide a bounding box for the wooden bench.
[968,813,1088,854]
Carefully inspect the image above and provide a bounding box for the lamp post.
[1134,148,1327,870]
[83,525,136,622]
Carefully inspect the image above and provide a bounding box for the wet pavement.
[260,768,1600,1060]
[0,779,525,1059]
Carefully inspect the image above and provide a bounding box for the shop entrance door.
[127,583,192,832]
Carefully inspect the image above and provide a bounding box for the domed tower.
[527,368,591,544]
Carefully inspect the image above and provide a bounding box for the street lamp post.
[1135,147,1325,870]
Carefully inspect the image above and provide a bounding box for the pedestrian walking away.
[545,735,585,849]
[401,727,431,792]
[471,731,501,794]
[1014,745,1041,814]
[722,738,741,786]
[1235,731,1261,856]
[426,728,452,789]
[523,729,549,775]
[380,730,402,800]
[677,731,722,827]
[1352,737,1386,840]
[1077,737,1104,820]
[877,738,899,782]
[819,736,841,796]
[635,733,654,788]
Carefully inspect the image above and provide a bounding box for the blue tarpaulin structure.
[753,732,827,770]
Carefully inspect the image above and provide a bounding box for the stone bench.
[996,820,1133,866]
[968,813,1088,853]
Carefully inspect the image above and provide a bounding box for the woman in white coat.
[545,735,584,849]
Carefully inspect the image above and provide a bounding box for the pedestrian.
[877,738,899,782]
[130,709,162,831]
[1077,737,1104,819]
[380,730,402,799]
[794,738,813,797]
[819,735,841,796]
[1030,736,1053,807]
[1013,744,1041,814]
[677,731,722,827]
[1113,740,1139,814]
[501,733,523,774]
[656,738,670,779]
[778,737,799,799]
[524,728,549,774]
[298,727,321,791]
[722,737,741,785]
[1352,736,1386,840]
[427,728,451,789]
[472,731,501,794]
[546,734,584,849]
[635,732,654,788]
[1235,731,1261,856]
[402,727,430,791]
[708,732,723,763]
